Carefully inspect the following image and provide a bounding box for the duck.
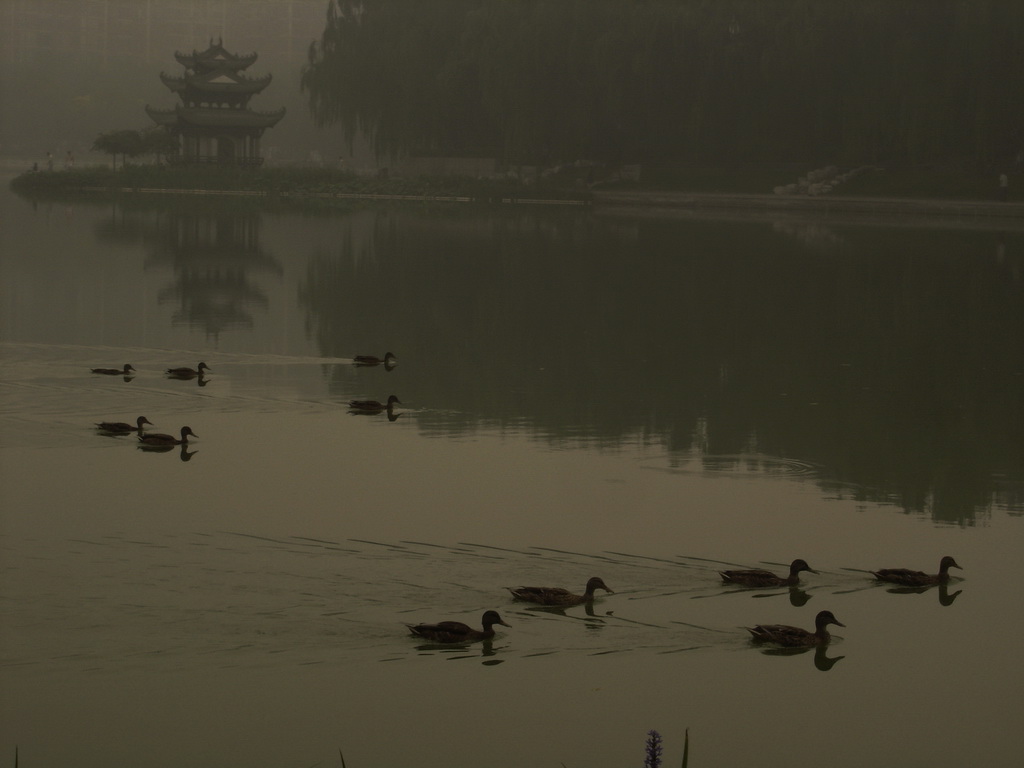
[348,395,401,413]
[165,362,211,378]
[508,576,614,606]
[406,610,510,643]
[720,558,817,588]
[91,364,135,376]
[747,610,845,647]
[871,555,961,587]
[138,426,197,447]
[96,416,152,434]
[353,352,397,367]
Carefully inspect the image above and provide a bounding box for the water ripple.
[2,531,878,672]
[648,452,822,479]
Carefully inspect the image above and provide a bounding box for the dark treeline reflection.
[302,208,1024,524]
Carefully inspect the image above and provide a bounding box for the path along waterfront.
[592,189,1024,227]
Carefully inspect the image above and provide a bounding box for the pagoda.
[146,38,285,166]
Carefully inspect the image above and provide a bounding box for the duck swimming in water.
[353,352,397,368]
[348,395,401,414]
[91,364,135,376]
[871,556,961,587]
[165,362,211,379]
[138,426,197,447]
[747,610,845,647]
[406,610,510,643]
[508,576,614,606]
[720,558,817,588]
[96,416,152,434]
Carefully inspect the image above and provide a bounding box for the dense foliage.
[92,128,178,169]
[301,0,1024,168]
[8,165,586,203]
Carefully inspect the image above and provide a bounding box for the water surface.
[1,186,1022,767]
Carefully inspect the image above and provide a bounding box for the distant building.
[146,38,285,166]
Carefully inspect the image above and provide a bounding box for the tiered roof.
[147,37,284,133]
[159,70,273,98]
[174,41,259,72]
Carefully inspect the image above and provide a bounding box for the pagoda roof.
[160,70,273,95]
[147,105,286,130]
[175,39,258,71]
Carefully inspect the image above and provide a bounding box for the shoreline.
[16,182,1024,219]
[591,189,1024,221]
[69,185,592,207]
[9,167,1024,224]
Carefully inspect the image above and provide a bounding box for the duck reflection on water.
[516,599,612,624]
[747,585,813,608]
[882,580,963,606]
[411,638,505,663]
[759,643,846,671]
[136,441,197,462]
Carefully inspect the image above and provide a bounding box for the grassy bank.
[7,164,592,203]
[827,166,1011,200]
[639,163,1015,201]
[9,162,1016,205]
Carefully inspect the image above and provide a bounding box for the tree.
[139,127,179,164]
[301,0,1024,169]
[92,128,144,169]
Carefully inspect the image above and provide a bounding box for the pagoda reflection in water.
[144,209,283,340]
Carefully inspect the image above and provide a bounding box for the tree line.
[301,0,1024,170]
[91,128,178,169]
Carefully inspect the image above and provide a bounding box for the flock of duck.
[92,361,211,381]
[345,352,402,419]
[91,361,210,448]
[92,354,962,649]
[92,353,400,446]
[407,576,614,643]
[407,556,962,647]
[94,415,198,448]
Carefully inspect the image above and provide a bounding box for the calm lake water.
[2,181,1023,768]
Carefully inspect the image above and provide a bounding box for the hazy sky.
[1,0,349,162]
